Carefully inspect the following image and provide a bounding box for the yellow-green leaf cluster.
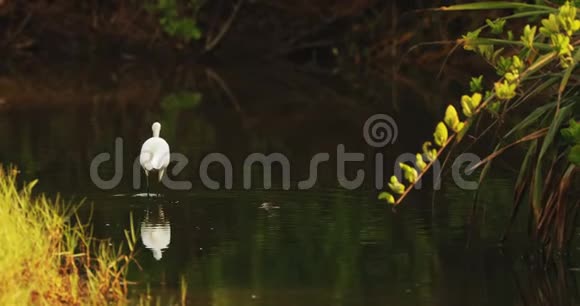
[558,1,580,36]
[388,176,405,195]
[445,105,465,133]
[422,141,437,161]
[540,1,579,67]
[521,25,537,49]
[461,93,482,117]
[494,80,517,100]
[416,154,427,171]
[400,163,418,183]
[433,122,449,147]
[378,192,395,204]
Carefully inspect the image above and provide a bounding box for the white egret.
[140,122,170,194]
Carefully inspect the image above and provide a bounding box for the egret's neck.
[152,248,162,260]
[152,124,161,138]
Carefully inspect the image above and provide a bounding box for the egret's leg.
[157,169,164,197]
[144,170,150,198]
[158,168,164,182]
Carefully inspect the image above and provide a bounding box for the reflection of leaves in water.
[161,92,202,110]
[160,91,203,142]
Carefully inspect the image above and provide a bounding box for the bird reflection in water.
[140,205,171,260]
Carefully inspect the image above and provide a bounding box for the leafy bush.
[149,0,204,42]
[380,1,579,252]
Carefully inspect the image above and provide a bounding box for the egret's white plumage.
[140,122,170,182]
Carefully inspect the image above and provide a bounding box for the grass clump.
[0,167,136,305]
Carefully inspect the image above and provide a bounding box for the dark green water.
[0,61,579,305]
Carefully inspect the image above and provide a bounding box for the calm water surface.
[0,60,578,305]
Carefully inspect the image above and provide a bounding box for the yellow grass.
[0,167,135,305]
